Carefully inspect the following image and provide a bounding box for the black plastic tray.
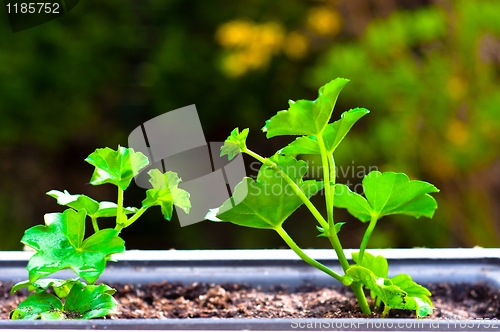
[1,248,499,331]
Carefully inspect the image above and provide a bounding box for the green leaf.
[11,280,34,294]
[94,201,138,218]
[64,281,117,319]
[142,169,191,220]
[47,190,137,219]
[413,297,434,317]
[352,251,388,278]
[220,128,249,161]
[322,108,369,153]
[47,190,99,215]
[206,155,323,229]
[280,108,369,157]
[390,274,433,317]
[334,171,439,222]
[85,146,149,190]
[316,222,344,237]
[391,274,433,304]
[351,251,389,306]
[263,78,349,137]
[10,293,65,320]
[347,266,433,317]
[22,209,125,283]
[333,184,373,222]
[349,253,432,316]
[280,136,319,157]
[10,281,117,320]
[33,278,80,298]
[12,278,79,298]
[363,171,439,218]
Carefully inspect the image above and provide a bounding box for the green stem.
[326,236,350,272]
[316,138,371,315]
[382,304,391,318]
[91,216,99,233]
[245,148,371,314]
[316,136,351,273]
[328,153,336,207]
[119,207,148,231]
[352,282,372,315]
[358,215,378,264]
[316,135,334,230]
[275,226,346,284]
[244,148,329,231]
[115,188,124,231]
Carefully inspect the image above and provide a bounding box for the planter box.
[0,248,499,330]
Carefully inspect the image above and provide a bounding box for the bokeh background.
[1,0,499,251]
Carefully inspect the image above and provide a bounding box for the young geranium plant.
[207,78,439,317]
[10,146,191,320]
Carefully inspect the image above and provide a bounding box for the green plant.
[310,1,500,248]
[10,146,191,320]
[207,78,439,317]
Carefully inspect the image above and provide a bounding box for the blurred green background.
[1,0,499,251]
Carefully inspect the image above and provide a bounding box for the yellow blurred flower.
[216,20,255,48]
[257,22,285,53]
[447,119,469,145]
[216,20,285,76]
[242,47,268,69]
[306,7,342,37]
[215,5,343,76]
[283,31,309,59]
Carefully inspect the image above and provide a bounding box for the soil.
[1,281,498,320]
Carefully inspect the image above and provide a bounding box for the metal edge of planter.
[0,248,499,331]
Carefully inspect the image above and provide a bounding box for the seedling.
[10,146,191,320]
[207,78,439,317]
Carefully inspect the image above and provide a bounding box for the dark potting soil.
[1,281,498,320]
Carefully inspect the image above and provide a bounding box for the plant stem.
[115,188,124,231]
[316,137,351,273]
[316,135,334,230]
[326,236,350,271]
[244,148,330,231]
[358,214,378,264]
[91,216,99,233]
[275,226,345,283]
[328,153,336,207]
[245,148,371,313]
[120,207,148,230]
[317,137,371,315]
[382,304,391,318]
[352,281,372,315]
